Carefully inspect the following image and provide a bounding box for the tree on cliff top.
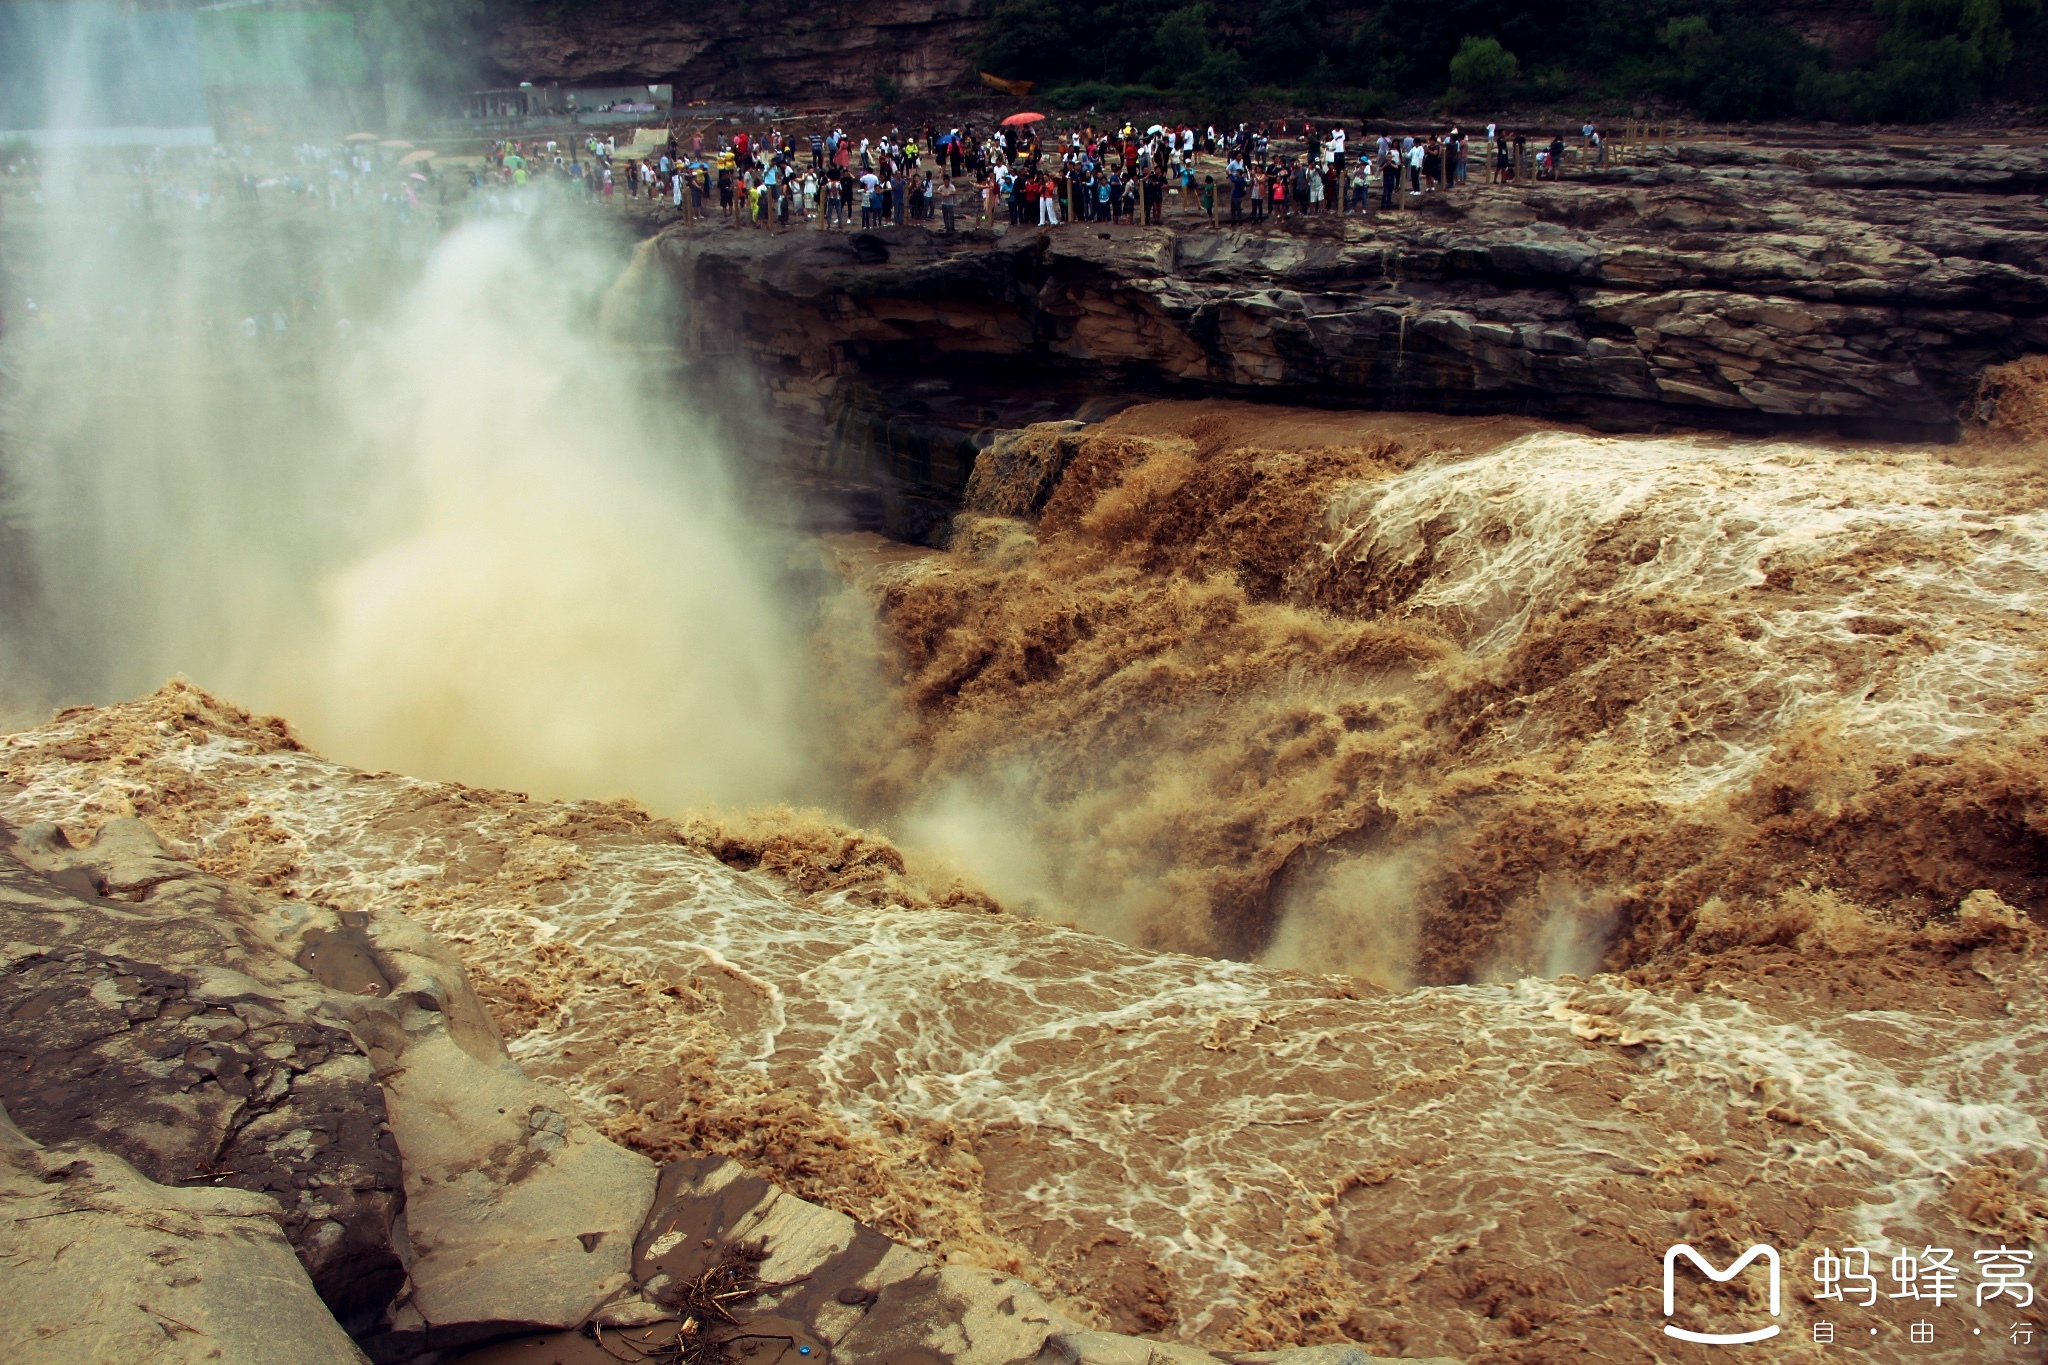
[979,0,1189,86]
[980,0,1247,115]
[1790,0,2041,118]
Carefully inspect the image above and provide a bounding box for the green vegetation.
[978,0,2046,121]
[983,0,1248,118]
[1802,0,2041,119]
[1446,36,1519,103]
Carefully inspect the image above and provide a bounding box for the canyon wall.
[659,143,2048,539]
[480,0,986,104]
[476,0,1904,104]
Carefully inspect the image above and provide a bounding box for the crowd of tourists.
[474,117,1610,232]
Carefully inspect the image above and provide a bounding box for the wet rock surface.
[0,813,660,1361]
[0,822,405,1334]
[0,944,402,1327]
[663,143,2048,481]
[460,1153,1451,1365]
[0,1104,370,1364]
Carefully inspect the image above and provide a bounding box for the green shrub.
[1043,80,1149,110]
[1347,86,1393,118]
[1250,0,1324,83]
[980,0,1191,86]
[981,0,2045,124]
[1448,35,1519,100]
[1787,0,2038,121]
[1655,15,1824,120]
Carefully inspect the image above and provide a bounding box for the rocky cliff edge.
[662,141,2048,453]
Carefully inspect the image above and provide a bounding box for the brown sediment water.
[7,368,2048,1363]
[5,378,2045,1364]
[827,395,2048,994]
[2,685,2041,1361]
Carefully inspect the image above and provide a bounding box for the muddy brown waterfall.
[4,25,2048,1363]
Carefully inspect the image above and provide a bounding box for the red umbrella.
[1000,111,1045,127]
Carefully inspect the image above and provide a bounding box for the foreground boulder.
[0,1104,367,1363]
[0,817,656,1359]
[0,819,407,1334]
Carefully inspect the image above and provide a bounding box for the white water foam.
[5,715,2040,1356]
[1327,434,2048,800]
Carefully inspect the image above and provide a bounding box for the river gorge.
[1,128,2045,1365]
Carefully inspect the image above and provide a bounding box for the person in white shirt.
[858,169,881,227]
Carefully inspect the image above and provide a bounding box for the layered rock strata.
[481,0,982,103]
[662,141,2048,527]
[479,0,1925,103]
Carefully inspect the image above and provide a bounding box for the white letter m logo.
[1663,1244,1781,1344]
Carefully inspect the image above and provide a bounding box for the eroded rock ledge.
[662,142,2048,504]
[0,816,1443,1365]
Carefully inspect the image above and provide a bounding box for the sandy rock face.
[478,0,982,101]
[0,815,659,1359]
[0,819,407,1334]
[374,1027,656,1350]
[0,1106,369,1365]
